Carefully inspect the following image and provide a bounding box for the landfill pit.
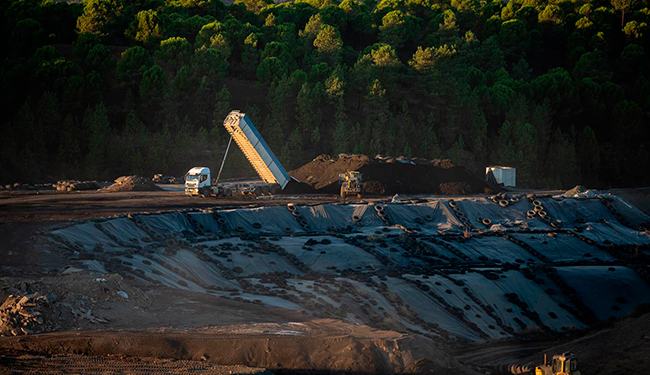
[43,193,650,343]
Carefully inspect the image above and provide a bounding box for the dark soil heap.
[100,176,162,192]
[289,154,493,195]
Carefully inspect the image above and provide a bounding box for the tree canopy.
[1,0,649,189]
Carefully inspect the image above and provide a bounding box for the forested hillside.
[1,0,649,188]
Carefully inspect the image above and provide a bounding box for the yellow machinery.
[339,171,363,198]
[536,352,581,375]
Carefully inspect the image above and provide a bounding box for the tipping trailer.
[185,111,294,196]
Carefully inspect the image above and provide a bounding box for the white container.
[486,166,516,187]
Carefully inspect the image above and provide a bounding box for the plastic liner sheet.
[44,196,650,343]
[403,274,509,339]
[380,276,485,341]
[373,245,429,267]
[555,266,650,321]
[455,198,550,230]
[138,212,194,235]
[100,218,152,242]
[151,249,237,291]
[542,197,622,226]
[577,223,650,246]
[80,260,108,273]
[607,195,650,227]
[541,198,648,245]
[283,279,342,308]
[455,271,585,331]
[293,204,383,231]
[435,236,541,263]
[51,222,116,251]
[510,233,615,262]
[383,201,462,233]
[186,212,221,233]
[278,236,383,274]
[338,278,428,334]
[218,206,303,234]
[203,248,304,277]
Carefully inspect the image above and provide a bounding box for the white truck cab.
[185,167,211,196]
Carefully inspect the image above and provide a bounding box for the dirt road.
[0,354,270,375]
[0,189,345,223]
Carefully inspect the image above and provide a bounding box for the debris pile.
[54,180,101,192]
[152,174,183,184]
[563,185,601,198]
[0,294,51,336]
[0,274,145,336]
[290,154,494,195]
[100,175,162,192]
[0,183,54,191]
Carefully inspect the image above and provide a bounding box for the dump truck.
[536,352,581,375]
[184,167,232,196]
[185,111,294,197]
[339,171,363,198]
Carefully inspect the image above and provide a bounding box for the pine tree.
[56,115,81,178]
[123,111,146,174]
[332,99,349,155]
[287,128,304,169]
[84,103,111,180]
[194,76,212,128]
[448,135,465,165]
[423,114,442,159]
[577,126,600,187]
[212,85,231,130]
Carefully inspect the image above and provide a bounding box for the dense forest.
[1,0,649,188]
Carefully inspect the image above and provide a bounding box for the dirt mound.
[280,178,317,194]
[0,320,476,374]
[289,154,493,195]
[100,176,162,192]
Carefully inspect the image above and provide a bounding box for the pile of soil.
[281,178,317,194]
[100,175,162,192]
[289,154,494,195]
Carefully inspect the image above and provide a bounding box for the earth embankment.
[289,154,494,195]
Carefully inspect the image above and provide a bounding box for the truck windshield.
[186,175,199,181]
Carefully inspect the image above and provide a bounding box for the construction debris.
[54,180,101,192]
[152,174,183,184]
[0,294,49,336]
[100,175,162,192]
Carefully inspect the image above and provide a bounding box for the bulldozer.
[536,352,581,375]
[339,171,363,199]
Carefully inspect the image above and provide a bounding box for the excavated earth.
[1,187,650,374]
[289,154,494,195]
